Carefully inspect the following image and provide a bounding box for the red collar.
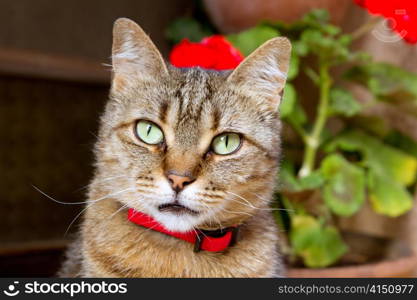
[127,208,239,252]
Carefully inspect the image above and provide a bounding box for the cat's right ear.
[111,18,168,90]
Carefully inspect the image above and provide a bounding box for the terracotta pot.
[203,0,353,33]
[287,251,417,277]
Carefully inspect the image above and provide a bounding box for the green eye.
[135,120,164,145]
[212,133,241,155]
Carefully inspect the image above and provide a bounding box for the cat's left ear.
[111,18,168,90]
[227,37,291,109]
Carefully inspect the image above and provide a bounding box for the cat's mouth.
[158,203,199,216]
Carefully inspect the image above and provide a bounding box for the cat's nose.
[166,173,195,192]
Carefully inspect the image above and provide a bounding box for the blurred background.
[1,0,416,277]
[0,0,192,276]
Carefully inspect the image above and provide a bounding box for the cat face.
[94,18,291,232]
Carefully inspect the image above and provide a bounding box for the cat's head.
[94,18,291,232]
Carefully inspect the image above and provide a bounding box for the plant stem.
[351,16,381,41]
[289,119,308,143]
[298,62,332,178]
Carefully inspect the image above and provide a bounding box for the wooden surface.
[0,240,68,277]
[0,48,110,85]
[0,0,192,61]
[288,252,417,277]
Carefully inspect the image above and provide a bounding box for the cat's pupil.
[146,124,152,136]
[225,135,229,148]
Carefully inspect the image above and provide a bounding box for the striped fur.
[59,18,291,278]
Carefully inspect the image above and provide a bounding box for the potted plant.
[202,0,352,33]
[166,7,417,276]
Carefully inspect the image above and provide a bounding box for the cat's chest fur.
[76,198,282,278]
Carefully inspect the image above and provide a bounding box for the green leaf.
[285,98,307,127]
[352,51,372,63]
[326,130,417,187]
[322,24,341,36]
[165,18,212,44]
[301,9,329,24]
[300,29,324,52]
[264,10,343,46]
[300,29,350,64]
[293,40,309,56]
[385,131,417,158]
[338,34,352,47]
[345,63,417,101]
[346,63,417,122]
[279,160,301,191]
[290,215,347,268]
[287,53,299,81]
[298,171,326,190]
[267,9,330,35]
[280,83,296,118]
[329,88,362,117]
[350,115,391,138]
[279,161,324,192]
[227,25,279,56]
[368,171,413,217]
[320,154,366,216]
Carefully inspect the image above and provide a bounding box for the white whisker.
[88,187,135,204]
[33,185,134,205]
[33,185,86,205]
[107,203,129,220]
[252,193,294,212]
[144,223,161,232]
[226,191,257,208]
[75,175,129,192]
[218,206,252,217]
[64,203,94,236]
[226,191,293,212]
[64,188,135,235]
[199,202,224,229]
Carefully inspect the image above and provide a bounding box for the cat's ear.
[111,18,168,89]
[227,37,291,109]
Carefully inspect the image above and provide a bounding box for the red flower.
[169,35,244,70]
[354,0,417,44]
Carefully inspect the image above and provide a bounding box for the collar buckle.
[193,226,240,253]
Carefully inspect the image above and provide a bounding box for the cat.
[58,18,291,278]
